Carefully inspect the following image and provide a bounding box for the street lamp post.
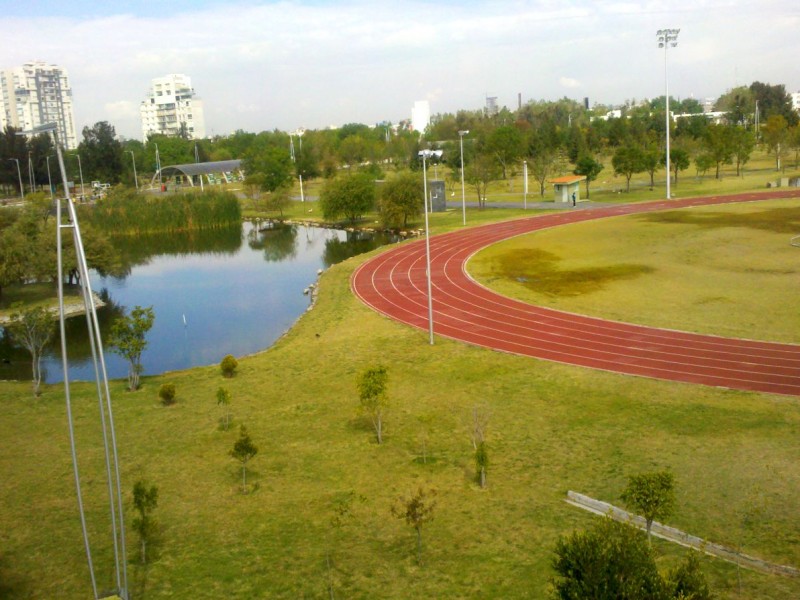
[46,155,54,198]
[458,130,469,225]
[8,158,24,199]
[70,154,85,200]
[523,160,528,209]
[28,151,35,193]
[127,150,139,191]
[657,28,679,200]
[419,149,443,345]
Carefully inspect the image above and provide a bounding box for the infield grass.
[469,198,800,343]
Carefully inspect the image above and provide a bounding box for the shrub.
[220,354,239,378]
[158,383,176,405]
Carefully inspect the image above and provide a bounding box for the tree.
[528,148,563,197]
[391,486,437,565]
[158,383,176,405]
[702,124,735,179]
[320,172,376,224]
[230,425,258,493]
[666,551,712,600]
[749,81,798,126]
[216,387,232,430]
[694,153,715,178]
[6,305,56,396]
[640,144,662,190]
[551,518,710,600]
[109,305,155,391]
[475,442,489,488]
[486,125,524,179]
[552,518,666,600]
[573,155,603,198]
[378,170,422,228]
[131,479,158,564]
[246,145,294,193]
[730,126,756,176]
[357,365,388,444]
[261,186,292,219]
[465,152,501,208]
[220,354,238,378]
[621,470,676,543]
[761,115,790,171]
[663,147,691,186]
[78,121,124,184]
[612,145,644,192]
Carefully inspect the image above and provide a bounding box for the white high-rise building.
[140,74,206,141]
[0,61,78,149]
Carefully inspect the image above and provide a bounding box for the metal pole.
[664,43,670,200]
[658,28,679,200]
[421,152,434,345]
[9,158,24,199]
[459,130,468,225]
[52,136,100,600]
[46,155,54,198]
[74,154,85,200]
[299,174,305,203]
[28,151,35,193]
[523,160,528,209]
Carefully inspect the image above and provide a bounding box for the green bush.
[220,354,239,378]
[158,383,176,405]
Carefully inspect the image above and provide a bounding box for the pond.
[0,222,398,384]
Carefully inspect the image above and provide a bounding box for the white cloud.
[559,77,581,89]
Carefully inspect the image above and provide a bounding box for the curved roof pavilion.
[152,159,244,186]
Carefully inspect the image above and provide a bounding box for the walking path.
[352,190,800,396]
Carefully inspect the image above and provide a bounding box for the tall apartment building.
[140,74,205,141]
[0,61,78,149]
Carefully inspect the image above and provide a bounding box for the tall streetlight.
[8,158,24,200]
[69,153,85,200]
[46,155,54,198]
[458,130,469,225]
[419,149,442,345]
[657,28,679,200]
[127,150,139,191]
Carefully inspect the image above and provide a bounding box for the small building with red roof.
[550,175,586,204]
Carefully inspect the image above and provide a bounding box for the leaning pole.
[30,123,129,600]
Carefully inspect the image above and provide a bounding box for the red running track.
[352,191,800,396]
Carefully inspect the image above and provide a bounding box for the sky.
[2,0,799,140]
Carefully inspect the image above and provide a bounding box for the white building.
[411,100,430,134]
[140,74,205,141]
[0,61,78,149]
[792,92,800,113]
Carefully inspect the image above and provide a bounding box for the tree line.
[3,80,797,202]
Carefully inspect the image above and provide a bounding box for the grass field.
[1,186,799,598]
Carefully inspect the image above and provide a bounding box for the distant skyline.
[2,0,799,140]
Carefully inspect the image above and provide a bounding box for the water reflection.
[0,222,399,383]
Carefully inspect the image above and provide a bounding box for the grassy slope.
[2,160,800,597]
[1,223,799,598]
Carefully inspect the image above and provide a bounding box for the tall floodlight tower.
[419,149,443,345]
[657,28,679,199]
[18,124,129,600]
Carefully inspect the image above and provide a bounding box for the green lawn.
[1,194,799,599]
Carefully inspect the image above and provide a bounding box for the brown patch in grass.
[495,248,654,297]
